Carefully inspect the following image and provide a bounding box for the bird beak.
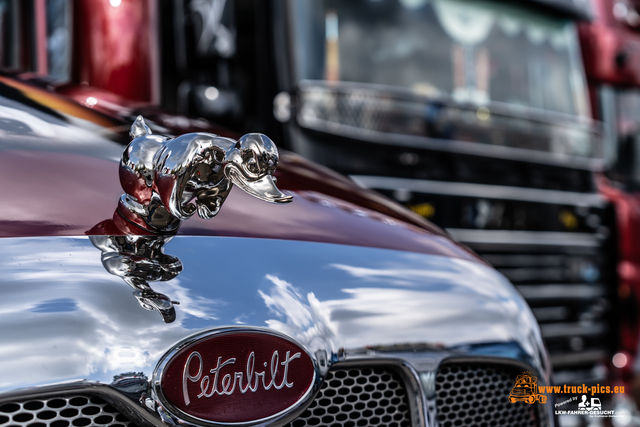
[226,167,293,204]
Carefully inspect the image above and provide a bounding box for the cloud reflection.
[259,274,340,354]
[0,237,223,390]
[0,236,545,395]
[326,258,540,355]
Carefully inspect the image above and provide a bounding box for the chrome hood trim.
[0,236,551,425]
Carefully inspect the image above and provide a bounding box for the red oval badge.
[155,329,316,425]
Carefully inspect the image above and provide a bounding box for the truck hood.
[0,84,476,261]
[0,235,547,394]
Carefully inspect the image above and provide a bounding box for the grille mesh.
[288,366,411,427]
[0,395,138,427]
[0,363,543,427]
[436,363,540,427]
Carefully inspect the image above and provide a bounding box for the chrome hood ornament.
[118,116,292,233]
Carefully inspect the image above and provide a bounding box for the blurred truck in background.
[579,0,640,396]
[158,0,614,388]
[3,0,620,390]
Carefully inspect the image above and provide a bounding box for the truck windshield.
[291,0,589,118]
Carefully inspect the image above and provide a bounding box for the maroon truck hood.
[0,75,478,262]
[0,146,476,261]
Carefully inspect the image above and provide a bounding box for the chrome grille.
[0,395,138,427]
[288,366,411,427]
[446,228,613,381]
[436,363,540,427]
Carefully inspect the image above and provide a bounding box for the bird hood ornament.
[118,116,293,233]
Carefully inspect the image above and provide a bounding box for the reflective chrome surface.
[89,235,182,323]
[119,116,292,233]
[0,236,551,426]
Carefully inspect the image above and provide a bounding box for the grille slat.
[517,284,607,300]
[499,267,567,282]
[287,366,411,427]
[436,363,541,427]
[0,395,138,427]
[540,321,608,339]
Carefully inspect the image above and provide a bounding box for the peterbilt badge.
[118,116,293,233]
[153,328,316,426]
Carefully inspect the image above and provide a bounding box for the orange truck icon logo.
[509,372,547,404]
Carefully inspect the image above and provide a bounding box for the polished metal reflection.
[0,236,552,426]
[0,236,548,388]
[89,235,182,323]
[119,116,292,233]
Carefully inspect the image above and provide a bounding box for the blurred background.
[3,0,640,425]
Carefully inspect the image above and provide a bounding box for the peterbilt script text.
[182,350,302,405]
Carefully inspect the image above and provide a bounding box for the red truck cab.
[579,0,640,395]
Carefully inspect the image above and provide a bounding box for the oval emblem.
[154,329,316,425]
